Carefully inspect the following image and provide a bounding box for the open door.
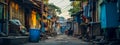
[0,4,3,35]
[0,3,8,36]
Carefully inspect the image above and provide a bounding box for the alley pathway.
[23,35,92,45]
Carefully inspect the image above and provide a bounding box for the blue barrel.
[29,29,40,42]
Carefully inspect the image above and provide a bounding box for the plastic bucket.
[29,29,40,42]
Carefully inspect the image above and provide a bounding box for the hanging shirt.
[40,22,45,33]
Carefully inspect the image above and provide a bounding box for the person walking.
[55,23,61,35]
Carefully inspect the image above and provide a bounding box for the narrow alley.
[23,35,91,45]
[0,0,120,45]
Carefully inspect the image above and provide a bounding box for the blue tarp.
[47,15,52,19]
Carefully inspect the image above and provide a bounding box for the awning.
[0,2,7,5]
[71,11,83,16]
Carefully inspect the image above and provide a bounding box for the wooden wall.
[10,1,25,26]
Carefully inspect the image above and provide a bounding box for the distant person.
[55,23,61,35]
[68,27,73,36]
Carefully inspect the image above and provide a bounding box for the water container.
[29,29,40,42]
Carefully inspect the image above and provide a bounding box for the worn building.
[23,0,42,29]
[0,0,43,36]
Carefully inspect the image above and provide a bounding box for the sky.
[49,0,72,19]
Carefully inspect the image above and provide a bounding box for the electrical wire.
[49,0,72,15]
[62,5,71,11]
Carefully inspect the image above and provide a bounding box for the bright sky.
[49,0,72,19]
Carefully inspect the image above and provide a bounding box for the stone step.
[0,36,29,45]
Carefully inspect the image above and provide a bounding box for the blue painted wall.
[106,3,119,28]
[100,3,119,28]
[100,4,107,28]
